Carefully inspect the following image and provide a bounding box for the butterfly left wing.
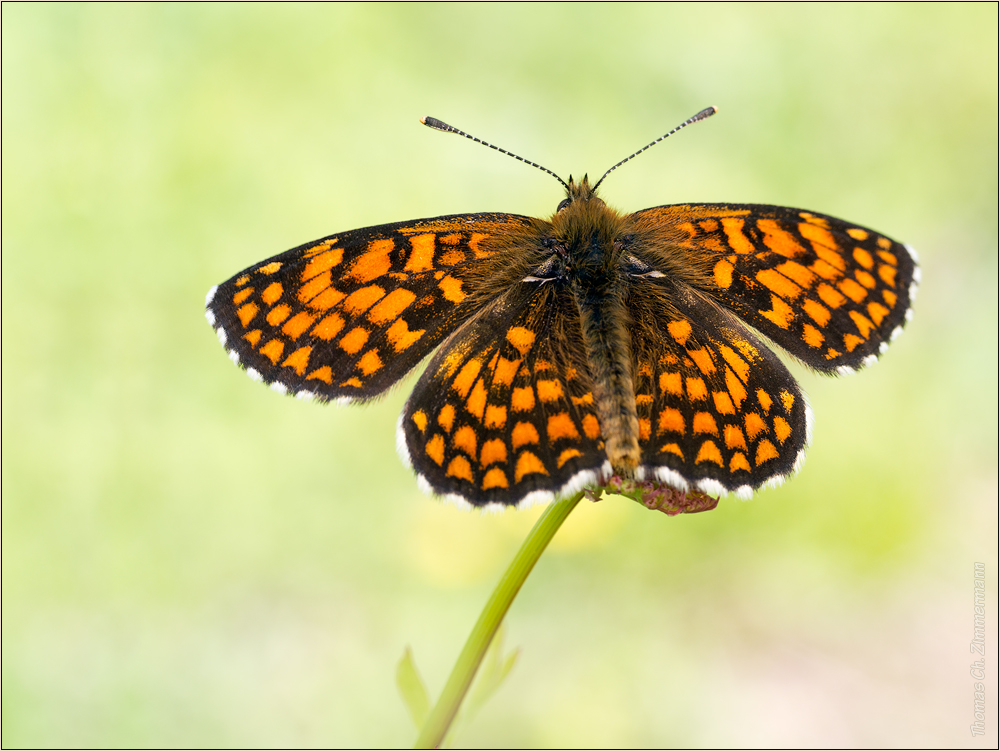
[629,204,918,374]
[205,213,536,402]
[398,280,608,509]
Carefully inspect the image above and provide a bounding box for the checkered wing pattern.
[399,281,608,509]
[205,213,535,401]
[629,282,810,500]
[632,204,919,374]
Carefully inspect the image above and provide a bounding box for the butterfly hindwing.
[631,204,918,374]
[399,281,608,509]
[205,213,535,401]
[628,281,810,499]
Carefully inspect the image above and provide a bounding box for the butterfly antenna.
[421,116,571,192]
[592,106,718,192]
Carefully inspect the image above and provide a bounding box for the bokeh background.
[3,4,997,748]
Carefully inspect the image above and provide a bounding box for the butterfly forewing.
[206,213,535,401]
[632,204,918,374]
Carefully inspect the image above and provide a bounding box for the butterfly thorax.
[545,176,641,477]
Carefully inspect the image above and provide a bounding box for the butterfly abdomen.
[573,281,641,477]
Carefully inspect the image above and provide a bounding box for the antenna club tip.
[421,116,450,132]
[696,106,719,121]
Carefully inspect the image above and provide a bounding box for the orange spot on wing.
[536,380,563,402]
[755,439,779,465]
[511,386,535,412]
[259,338,284,364]
[438,275,466,303]
[843,333,864,352]
[232,288,253,305]
[817,283,847,308]
[411,410,428,432]
[348,240,394,283]
[482,467,509,489]
[802,323,824,348]
[466,381,487,420]
[855,269,876,289]
[515,451,548,481]
[451,360,482,398]
[693,412,718,435]
[713,258,734,288]
[437,404,455,432]
[802,298,831,326]
[659,371,683,395]
[453,425,477,457]
[506,327,536,355]
[849,310,875,339]
[512,421,539,448]
[695,440,723,466]
[882,289,897,308]
[386,318,424,352]
[779,389,795,412]
[266,304,291,326]
[485,405,507,429]
[773,416,792,444]
[343,285,386,315]
[760,294,795,329]
[775,260,817,289]
[878,263,897,287]
[281,346,312,376]
[582,414,601,440]
[492,357,520,387]
[852,246,874,269]
[729,452,751,472]
[404,234,435,272]
[282,311,316,340]
[657,408,685,435]
[357,349,382,376]
[847,228,869,241]
[756,389,773,413]
[745,411,766,439]
[547,413,579,441]
[306,366,332,384]
[339,327,369,354]
[686,377,708,401]
[258,261,282,275]
[757,268,803,300]
[668,319,692,346]
[368,288,416,324]
[557,449,583,468]
[688,347,716,375]
[261,282,283,305]
[312,313,345,341]
[867,301,889,326]
[303,246,344,280]
[425,434,445,466]
[758,219,806,258]
[447,455,474,483]
[659,442,684,459]
[713,391,736,415]
[237,302,258,327]
[724,424,747,450]
[243,329,261,346]
[480,439,507,467]
[837,277,868,303]
[721,217,755,254]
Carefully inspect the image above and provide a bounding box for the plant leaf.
[396,646,430,730]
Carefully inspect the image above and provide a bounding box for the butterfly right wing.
[628,280,812,499]
[629,204,918,374]
[205,213,536,402]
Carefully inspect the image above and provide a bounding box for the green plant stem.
[414,491,585,749]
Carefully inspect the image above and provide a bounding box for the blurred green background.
[3,4,997,748]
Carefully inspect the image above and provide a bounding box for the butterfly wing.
[205,213,537,401]
[628,281,810,499]
[630,204,918,374]
[398,280,608,509]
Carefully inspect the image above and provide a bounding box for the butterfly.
[205,107,919,510]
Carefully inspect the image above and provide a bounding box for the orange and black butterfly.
[205,108,918,510]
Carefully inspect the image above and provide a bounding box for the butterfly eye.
[556,198,571,212]
[623,254,665,279]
